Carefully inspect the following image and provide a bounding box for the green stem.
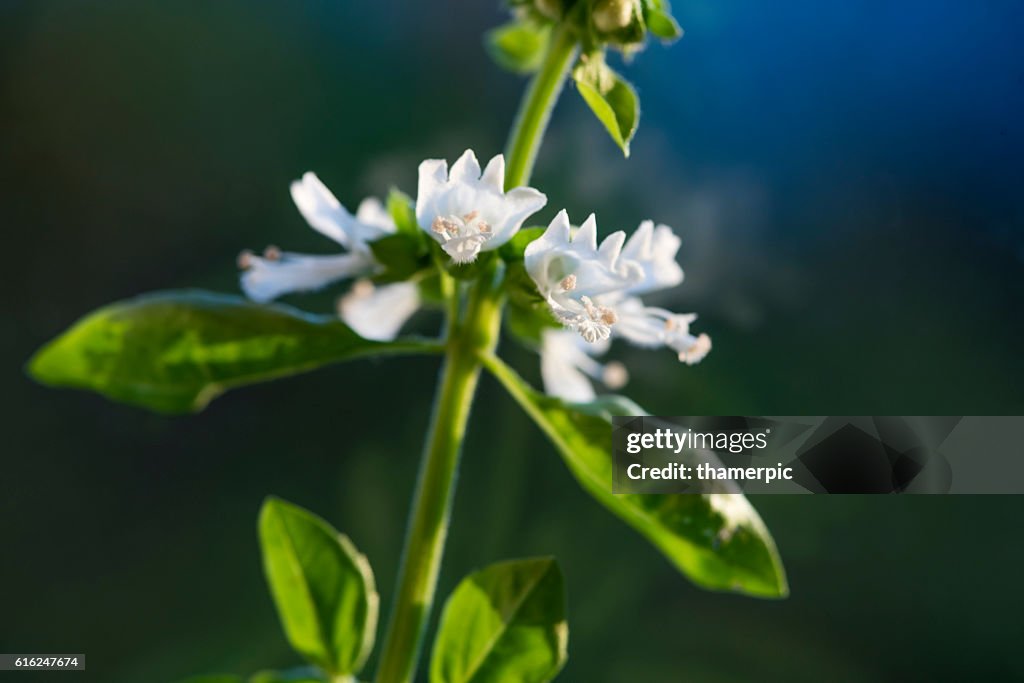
[375,272,503,683]
[374,23,578,683]
[504,24,580,190]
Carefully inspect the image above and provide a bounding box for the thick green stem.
[374,23,578,683]
[504,24,580,190]
[374,273,503,683]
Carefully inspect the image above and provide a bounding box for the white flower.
[238,172,419,340]
[239,172,393,302]
[417,149,547,264]
[338,280,421,342]
[525,210,711,369]
[613,298,713,365]
[540,329,628,403]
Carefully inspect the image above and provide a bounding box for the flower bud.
[592,0,635,33]
[535,0,563,20]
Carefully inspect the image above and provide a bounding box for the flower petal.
[355,197,397,235]
[339,280,420,341]
[480,154,506,190]
[525,211,641,302]
[416,150,547,253]
[449,149,482,183]
[290,173,390,249]
[415,158,449,230]
[240,252,375,303]
[621,220,684,295]
[540,330,601,402]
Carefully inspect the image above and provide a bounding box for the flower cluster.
[238,149,709,401]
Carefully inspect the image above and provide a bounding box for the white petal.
[621,220,684,295]
[290,173,389,250]
[339,281,420,341]
[620,220,654,261]
[540,330,599,402]
[415,158,449,230]
[416,150,546,252]
[486,186,547,247]
[597,230,626,266]
[613,298,710,364]
[480,154,506,190]
[539,329,625,402]
[525,211,642,302]
[449,149,482,183]
[355,197,396,235]
[575,214,599,251]
[241,252,374,303]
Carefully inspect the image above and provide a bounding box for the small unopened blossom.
[417,149,547,264]
[238,171,419,340]
[540,329,629,403]
[525,210,711,378]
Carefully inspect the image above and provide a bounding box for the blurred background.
[3,0,1023,680]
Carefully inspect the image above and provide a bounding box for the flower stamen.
[431,209,493,264]
[237,249,254,270]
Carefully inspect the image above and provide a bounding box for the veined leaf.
[483,356,788,598]
[259,498,378,677]
[27,290,440,414]
[573,56,640,156]
[430,557,567,683]
[485,21,551,74]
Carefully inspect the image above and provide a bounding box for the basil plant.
[29,2,786,682]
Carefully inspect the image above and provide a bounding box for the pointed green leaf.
[483,357,788,598]
[430,557,567,683]
[259,498,378,677]
[573,58,640,156]
[485,21,551,74]
[27,290,440,414]
[386,188,419,235]
[645,8,682,41]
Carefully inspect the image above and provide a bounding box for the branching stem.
[374,23,579,683]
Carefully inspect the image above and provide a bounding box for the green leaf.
[506,300,560,348]
[259,498,378,677]
[27,290,437,414]
[430,557,568,683]
[483,357,789,599]
[386,188,419,236]
[497,226,545,262]
[249,666,327,683]
[645,8,682,41]
[485,21,551,74]
[369,232,429,283]
[573,56,640,156]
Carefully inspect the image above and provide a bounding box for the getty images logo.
[625,426,771,455]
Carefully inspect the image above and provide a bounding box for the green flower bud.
[592,0,636,33]
[535,0,563,20]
